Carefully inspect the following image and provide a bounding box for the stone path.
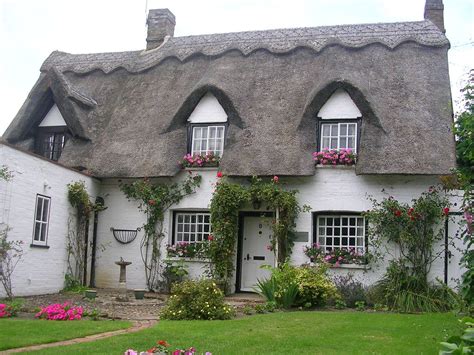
[1,320,157,354]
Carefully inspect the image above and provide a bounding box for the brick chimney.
[424,0,445,33]
[146,9,175,50]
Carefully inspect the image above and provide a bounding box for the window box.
[312,148,356,166]
[180,153,220,168]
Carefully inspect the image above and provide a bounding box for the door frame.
[235,211,274,293]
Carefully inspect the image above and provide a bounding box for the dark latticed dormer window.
[36,128,69,161]
[35,104,69,161]
[316,89,362,153]
[187,93,228,157]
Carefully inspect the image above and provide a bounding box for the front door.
[240,215,275,292]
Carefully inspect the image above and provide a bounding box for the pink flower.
[272,176,279,183]
[124,350,137,355]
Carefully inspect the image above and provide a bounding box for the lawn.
[24,311,460,354]
[0,318,131,351]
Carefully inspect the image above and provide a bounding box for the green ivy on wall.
[209,175,310,289]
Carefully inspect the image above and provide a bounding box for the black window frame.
[171,210,212,245]
[312,211,368,258]
[186,122,229,156]
[31,194,52,247]
[35,126,70,161]
[315,117,362,153]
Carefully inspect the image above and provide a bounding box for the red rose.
[443,207,450,216]
[408,207,414,215]
[148,199,156,206]
[217,171,223,178]
[394,210,402,217]
[208,235,214,241]
[273,176,279,183]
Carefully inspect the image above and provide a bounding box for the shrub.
[439,317,474,354]
[254,304,266,314]
[242,305,253,315]
[294,264,338,307]
[35,302,83,320]
[375,261,462,313]
[255,263,337,309]
[333,273,368,308]
[160,279,234,320]
[335,299,347,309]
[355,301,366,311]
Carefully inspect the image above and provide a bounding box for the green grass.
[0,319,131,351]
[25,311,461,354]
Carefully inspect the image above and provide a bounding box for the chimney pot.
[146,9,175,50]
[424,0,445,33]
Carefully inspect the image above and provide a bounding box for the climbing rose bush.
[35,302,83,320]
[312,148,356,165]
[180,153,220,168]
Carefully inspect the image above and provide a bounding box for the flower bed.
[312,148,356,166]
[166,241,211,259]
[303,243,366,266]
[0,304,13,318]
[180,153,220,168]
[125,340,211,354]
[35,302,83,321]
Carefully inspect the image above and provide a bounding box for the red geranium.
[217,171,223,178]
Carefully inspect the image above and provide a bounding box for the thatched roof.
[3,19,455,177]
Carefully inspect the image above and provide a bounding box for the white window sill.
[329,263,369,270]
[165,257,212,263]
[315,164,355,169]
[184,167,219,171]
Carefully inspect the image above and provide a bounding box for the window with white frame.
[315,215,365,254]
[320,122,357,152]
[174,212,211,244]
[32,195,51,245]
[191,126,225,156]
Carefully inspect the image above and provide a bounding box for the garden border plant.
[120,173,202,290]
[208,175,310,290]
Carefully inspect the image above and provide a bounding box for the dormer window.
[187,93,228,157]
[316,89,362,153]
[35,104,69,161]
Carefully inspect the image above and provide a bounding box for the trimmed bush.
[160,279,234,320]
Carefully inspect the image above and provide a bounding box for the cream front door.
[240,216,275,292]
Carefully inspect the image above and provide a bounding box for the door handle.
[246,253,250,260]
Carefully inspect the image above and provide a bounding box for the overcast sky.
[0,0,472,135]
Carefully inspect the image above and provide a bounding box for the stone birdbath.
[115,257,132,301]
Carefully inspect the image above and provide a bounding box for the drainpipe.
[83,216,89,286]
[275,208,279,268]
[89,197,103,288]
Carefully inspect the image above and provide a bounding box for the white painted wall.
[0,144,99,297]
[93,167,463,292]
[187,93,227,123]
[317,89,362,119]
[38,104,67,127]
[2,142,463,296]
